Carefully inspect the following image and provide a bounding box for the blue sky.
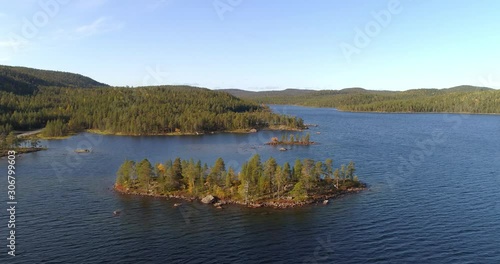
[1,0,499,91]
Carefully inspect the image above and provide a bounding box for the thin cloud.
[75,17,123,38]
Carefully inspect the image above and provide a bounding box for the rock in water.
[201,195,215,204]
[323,200,329,205]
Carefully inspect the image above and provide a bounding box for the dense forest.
[0,65,305,136]
[115,155,363,206]
[0,65,108,95]
[0,86,304,136]
[224,86,500,114]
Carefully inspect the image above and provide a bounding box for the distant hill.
[0,65,108,94]
[225,86,500,114]
[444,85,494,92]
[220,88,315,98]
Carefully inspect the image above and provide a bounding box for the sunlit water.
[1,105,499,263]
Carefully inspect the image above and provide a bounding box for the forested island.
[114,155,365,208]
[224,86,500,114]
[0,65,304,138]
[266,133,315,146]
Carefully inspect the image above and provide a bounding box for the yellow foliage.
[157,164,166,174]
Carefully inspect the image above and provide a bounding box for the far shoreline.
[268,104,500,116]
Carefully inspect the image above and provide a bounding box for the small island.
[114,154,365,208]
[265,132,315,146]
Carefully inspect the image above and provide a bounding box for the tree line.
[0,86,304,137]
[115,154,362,202]
[230,86,500,114]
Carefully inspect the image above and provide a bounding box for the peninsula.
[0,65,305,139]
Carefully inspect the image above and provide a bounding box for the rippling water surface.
[1,106,499,263]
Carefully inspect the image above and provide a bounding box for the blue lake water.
[1,105,499,263]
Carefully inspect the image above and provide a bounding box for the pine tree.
[226,167,235,188]
[136,159,153,191]
[333,169,340,188]
[116,160,135,188]
[264,157,277,196]
[290,181,307,201]
[347,161,356,180]
[282,162,291,183]
[6,132,17,148]
[293,159,303,182]
[172,157,183,187]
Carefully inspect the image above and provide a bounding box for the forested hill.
[0,85,304,136]
[223,86,500,114]
[222,88,315,99]
[0,65,108,94]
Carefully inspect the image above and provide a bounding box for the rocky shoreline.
[113,185,366,209]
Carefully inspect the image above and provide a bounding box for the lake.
[1,105,499,263]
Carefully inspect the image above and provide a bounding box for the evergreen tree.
[136,159,153,191]
[115,160,135,188]
[282,162,291,183]
[172,157,183,187]
[347,161,356,180]
[333,169,340,188]
[5,132,17,148]
[324,159,333,182]
[226,167,235,188]
[293,159,303,182]
[290,181,307,201]
[263,157,277,196]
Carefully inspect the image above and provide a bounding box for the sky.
[1,0,499,91]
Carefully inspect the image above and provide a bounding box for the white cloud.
[75,17,123,38]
